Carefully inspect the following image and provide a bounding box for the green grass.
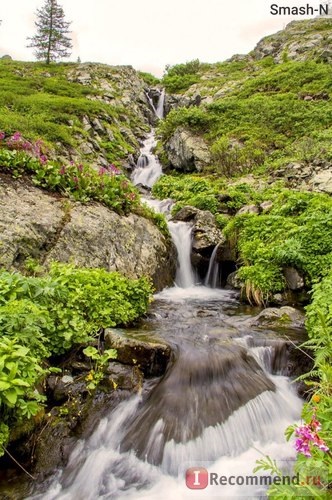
[158,60,332,175]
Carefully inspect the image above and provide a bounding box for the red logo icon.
[186,467,209,489]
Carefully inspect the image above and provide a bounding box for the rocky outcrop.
[173,206,225,252]
[164,92,202,115]
[164,127,211,172]
[253,18,332,63]
[0,178,175,290]
[45,64,153,168]
[273,159,332,194]
[105,329,172,376]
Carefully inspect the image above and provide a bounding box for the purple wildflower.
[0,132,5,140]
[77,164,83,172]
[108,164,120,175]
[59,166,67,175]
[12,132,22,141]
[98,166,107,176]
[294,413,329,458]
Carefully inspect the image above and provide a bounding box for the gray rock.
[283,267,305,291]
[309,170,332,194]
[260,201,273,212]
[0,181,175,291]
[173,206,225,252]
[253,19,332,63]
[164,128,211,172]
[105,329,172,376]
[0,182,65,268]
[236,204,260,216]
[92,118,104,132]
[227,271,243,289]
[250,306,305,329]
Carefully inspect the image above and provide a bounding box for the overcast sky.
[0,0,328,76]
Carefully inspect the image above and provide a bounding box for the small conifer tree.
[27,0,72,64]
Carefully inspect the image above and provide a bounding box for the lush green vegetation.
[152,173,261,214]
[0,132,140,215]
[0,263,152,455]
[153,174,332,304]
[0,60,143,164]
[162,59,210,93]
[226,191,332,304]
[138,71,160,86]
[256,272,332,498]
[159,60,332,176]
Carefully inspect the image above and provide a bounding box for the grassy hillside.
[0,60,150,166]
[160,58,332,176]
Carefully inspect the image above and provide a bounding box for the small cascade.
[204,243,221,288]
[155,89,165,119]
[145,91,157,115]
[168,221,196,288]
[145,88,165,120]
[131,132,163,188]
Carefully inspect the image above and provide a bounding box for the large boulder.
[164,127,211,172]
[248,306,305,329]
[173,205,225,252]
[105,329,172,376]
[0,178,175,290]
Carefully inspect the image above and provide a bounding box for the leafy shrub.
[162,74,200,94]
[0,263,152,452]
[0,264,152,356]
[0,133,140,215]
[138,71,160,86]
[158,107,211,140]
[224,190,332,303]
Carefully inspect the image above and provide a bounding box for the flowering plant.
[0,131,140,214]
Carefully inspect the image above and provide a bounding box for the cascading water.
[19,92,305,500]
[204,243,220,288]
[167,221,196,288]
[155,89,165,119]
[130,132,163,188]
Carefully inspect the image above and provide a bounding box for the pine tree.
[27,0,72,64]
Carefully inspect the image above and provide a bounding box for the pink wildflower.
[294,413,329,458]
[99,166,107,176]
[108,164,120,175]
[0,132,5,140]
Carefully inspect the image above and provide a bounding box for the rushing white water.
[168,221,196,288]
[204,243,221,288]
[131,132,163,188]
[30,370,301,500]
[145,89,165,120]
[155,89,165,119]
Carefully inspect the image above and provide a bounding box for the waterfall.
[145,91,157,115]
[29,342,302,500]
[155,89,165,119]
[145,89,165,120]
[204,243,221,288]
[131,132,163,188]
[131,123,196,291]
[168,222,196,288]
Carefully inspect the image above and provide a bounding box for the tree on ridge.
[27,0,72,64]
